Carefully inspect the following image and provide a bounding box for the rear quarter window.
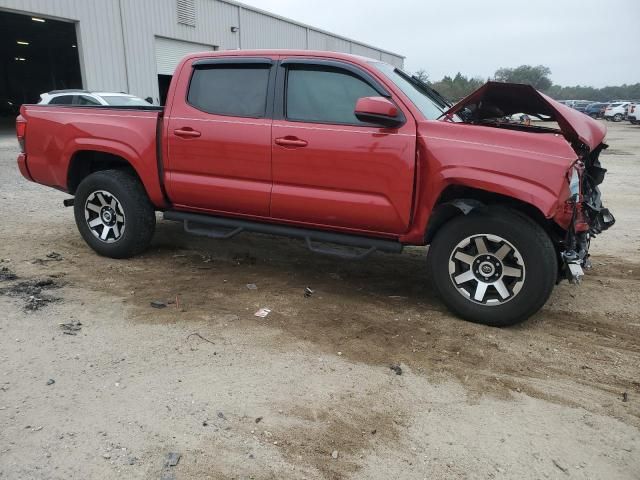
[187,66,270,118]
[48,95,74,105]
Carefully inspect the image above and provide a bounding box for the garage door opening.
[0,10,81,114]
[155,36,215,105]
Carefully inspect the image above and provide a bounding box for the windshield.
[101,95,150,107]
[371,62,451,120]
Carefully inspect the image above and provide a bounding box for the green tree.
[413,69,430,84]
[494,65,552,91]
[431,72,485,102]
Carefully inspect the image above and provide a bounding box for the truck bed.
[20,104,167,207]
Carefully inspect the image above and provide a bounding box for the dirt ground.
[0,120,639,480]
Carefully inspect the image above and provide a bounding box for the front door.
[165,57,275,217]
[271,59,417,235]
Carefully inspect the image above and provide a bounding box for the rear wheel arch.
[73,169,156,258]
[67,150,142,195]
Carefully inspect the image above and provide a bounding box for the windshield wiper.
[408,74,452,110]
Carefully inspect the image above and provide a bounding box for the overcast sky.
[240,0,640,87]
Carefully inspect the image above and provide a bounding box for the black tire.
[73,169,155,258]
[613,113,623,122]
[427,207,557,327]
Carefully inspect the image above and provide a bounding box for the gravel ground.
[0,120,639,479]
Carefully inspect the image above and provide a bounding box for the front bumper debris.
[560,143,615,283]
[566,261,585,284]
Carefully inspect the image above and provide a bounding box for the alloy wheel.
[84,190,126,243]
[448,234,526,305]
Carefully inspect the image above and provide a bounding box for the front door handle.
[275,136,308,148]
[174,128,201,138]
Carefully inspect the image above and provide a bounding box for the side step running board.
[163,211,403,260]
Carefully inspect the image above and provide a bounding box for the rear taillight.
[16,115,26,153]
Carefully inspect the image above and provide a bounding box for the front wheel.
[613,113,623,122]
[427,208,557,327]
[73,169,156,258]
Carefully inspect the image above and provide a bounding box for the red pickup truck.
[15,50,614,326]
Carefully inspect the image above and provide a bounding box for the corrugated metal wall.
[239,8,307,49]
[0,0,405,101]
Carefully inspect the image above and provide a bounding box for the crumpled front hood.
[444,82,606,152]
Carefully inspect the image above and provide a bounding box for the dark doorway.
[158,74,172,106]
[0,10,82,113]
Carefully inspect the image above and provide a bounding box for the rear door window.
[285,67,379,125]
[187,65,271,118]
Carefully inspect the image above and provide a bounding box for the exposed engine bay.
[444,81,616,283]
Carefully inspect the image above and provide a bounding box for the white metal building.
[0,0,404,105]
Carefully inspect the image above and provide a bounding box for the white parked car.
[38,90,152,107]
[603,102,630,122]
[627,104,639,125]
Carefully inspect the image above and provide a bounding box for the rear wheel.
[613,113,623,122]
[74,170,155,258]
[427,208,557,327]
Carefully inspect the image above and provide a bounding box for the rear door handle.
[174,128,201,138]
[275,136,308,148]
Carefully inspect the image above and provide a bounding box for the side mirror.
[354,96,404,128]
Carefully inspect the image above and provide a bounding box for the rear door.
[270,58,417,234]
[165,57,275,216]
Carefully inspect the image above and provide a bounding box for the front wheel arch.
[424,186,551,244]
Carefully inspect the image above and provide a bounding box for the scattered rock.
[102,453,111,460]
[217,411,225,419]
[331,450,339,459]
[0,278,62,311]
[0,266,16,281]
[32,252,63,264]
[46,379,55,386]
[552,459,568,474]
[246,283,258,290]
[150,300,167,309]
[390,364,403,376]
[255,416,263,424]
[304,287,314,298]
[232,253,256,265]
[25,295,58,312]
[622,392,628,402]
[165,452,181,467]
[59,321,82,335]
